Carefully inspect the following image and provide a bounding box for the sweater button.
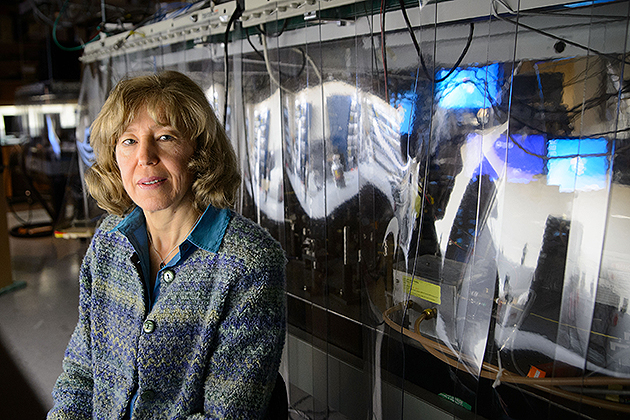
[163,269,175,283]
[141,389,155,400]
[143,320,155,333]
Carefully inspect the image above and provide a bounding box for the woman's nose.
[138,140,159,166]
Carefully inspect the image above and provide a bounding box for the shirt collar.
[188,205,231,253]
[113,204,231,254]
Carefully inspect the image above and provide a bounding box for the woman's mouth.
[138,177,166,188]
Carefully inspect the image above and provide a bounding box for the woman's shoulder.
[223,212,279,247]
[87,214,127,251]
[221,212,286,265]
[79,214,129,266]
[94,213,125,233]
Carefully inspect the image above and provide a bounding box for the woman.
[48,71,287,419]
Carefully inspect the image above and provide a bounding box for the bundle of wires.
[383,301,630,413]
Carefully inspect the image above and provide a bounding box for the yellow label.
[402,274,441,304]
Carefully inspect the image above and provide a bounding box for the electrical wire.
[111,2,198,50]
[222,3,244,128]
[385,303,630,391]
[389,8,448,406]
[398,0,420,56]
[28,0,56,26]
[259,27,321,93]
[559,386,630,396]
[29,0,124,28]
[397,0,475,82]
[261,34,286,92]
[363,3,384,98]
[254,20,311,81]
[565,83,630,119]
[246,31,307,80]
[380,0,389,100]
[514,3,629,21]
[465,62,630,153]
[149,1,208,23]
[382,302,630,413]
[429,55,629,161]
[491,0,630,67]
[433,23,475,83]
[245,31,267,61]
[53,0,102,52]
[7,199,34,227]
[508,131,630,161]
[256,19,289,38]
[395,0,626,145]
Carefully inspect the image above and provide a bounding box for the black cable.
[256,19,288,38]
[361,1,383,97]
[398,0,474,83]
[398,0,420,56]
[507,82,630,129]
[246,31,266,60]
[434,23,474,83]
[509,133,630,161]
[380,0,389,100]
[246,31,307,79]
[223,3,244,128]
[504,72,630,138]
[7,199,34,227]
[492,0,630,67]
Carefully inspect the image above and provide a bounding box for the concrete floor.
[0,208,89,418]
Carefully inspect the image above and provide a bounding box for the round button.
[143,320,155,333]
[163,270,175,283]
[141,389,155,400]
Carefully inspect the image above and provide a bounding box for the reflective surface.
[78,1,630,418]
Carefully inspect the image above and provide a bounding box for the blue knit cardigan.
[48,210,287,419]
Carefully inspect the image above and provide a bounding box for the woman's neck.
[145,205,201,263]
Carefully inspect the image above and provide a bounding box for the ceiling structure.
[0,0,160,105]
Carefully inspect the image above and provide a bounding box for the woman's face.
[115,107,196,216]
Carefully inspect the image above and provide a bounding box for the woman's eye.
[120,138,136,146]
[158,134,174,141]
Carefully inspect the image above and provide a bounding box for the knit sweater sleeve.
[47,242,96,419]
[190,219,287,419]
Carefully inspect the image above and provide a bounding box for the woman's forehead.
[120,103,171,128]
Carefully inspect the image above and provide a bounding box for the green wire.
[53,0,101,52]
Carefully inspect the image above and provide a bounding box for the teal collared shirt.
[113,204,232,310]
[113,204,231,419]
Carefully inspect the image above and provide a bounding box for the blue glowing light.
[494,134,546,183]
[390,92,416,135]
[564,0,615,8]
[547,138,609,192]
[436,63,502,110]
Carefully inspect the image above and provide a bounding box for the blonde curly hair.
[85,71,240,216]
